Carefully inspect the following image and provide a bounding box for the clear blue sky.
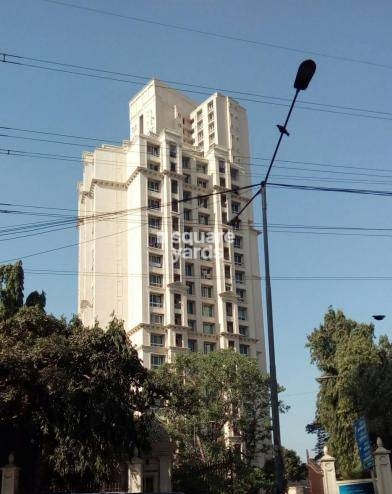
[2,0,392,459]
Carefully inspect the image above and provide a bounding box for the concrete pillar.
[159,455,172,492]
[320,446,338,494]
[128,458,143,493]
[374,437,392,494]
[1,454,20,494]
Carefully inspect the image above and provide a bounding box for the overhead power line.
[3,53,392,123]
[39,0,392,72]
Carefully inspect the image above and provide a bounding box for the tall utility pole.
[230,60,316,494]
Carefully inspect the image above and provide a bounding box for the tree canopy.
[151,350,273,494]
[0,262,157,492]
[307,308,392,476]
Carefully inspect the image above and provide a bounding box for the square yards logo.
[156,231,235,262]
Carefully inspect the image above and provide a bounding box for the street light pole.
[230,59,316,494]
[261,60,316,494]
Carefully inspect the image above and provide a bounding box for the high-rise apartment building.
[78,80,266,371]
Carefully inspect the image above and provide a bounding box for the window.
[219,160,225,173]
[204,342,216,354]
[236,289,245,302]
[208,123,214,133]
[239,344,250,356]
[170,161,176,172]
[201,266,212,279]
[186,281,195,295]
[222,212,228,224]
[148,198,161,210]
[234,236,242,248]
[202,304,214,317]
[203,323,215,334]
[150,313,163,324]
[232,202,240,213]
[221,194,227,207]
[171,180,178,194]
[174,314,182,325]
[225,283,232,292]
[148,162,159,171]
[172,199,179,213]
[185,263,194,276]
[149,255,162,268]
[148,180,160,192]
[187,301,195,315]
[225,265,231,279]
[235,271,245,284]
[228,340,235,349]
[149,234,162,249]
[150,293,163,308]
[239,325,248,336]
[151,333,164,347]
[188,339,197,352]
[201,285,213,298]
[169,144,177,158]
[207,101,214,111]
[172,217,179,230]
[238,307,247,321]
[183,190,192,202]
[175,333,183,347]
[184,209,192,221]
[147,144,160,157]
[151,354,165,369]
[227,321,234,333]
[234,254,243,266]
[198,214,209,225]
[231,167,239,181]
[188,319,197,331]
[220,177,226,188]
[226,303,233,317]
[196,162,207,174]
[182,156,190,169]
[174,294,182,309]
[148,216,161,230]
[224,248,230,261]
[184,173,191,184]
[149,273,162,287]
[198,197,208,208]
[197,178,207,189]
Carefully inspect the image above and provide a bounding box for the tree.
[282,448,307,482]
[307,308,392,476]
[0,264,158,493]
[305,421,329,460]
[0,261,24,318]
[151,350,273,494]
[25,290,46,310]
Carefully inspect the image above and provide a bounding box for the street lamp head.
[294,59,317,91]
[372,315,386,321]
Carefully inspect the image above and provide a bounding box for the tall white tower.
[78,80,266,371]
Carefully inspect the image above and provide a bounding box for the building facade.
[78,80,266,371]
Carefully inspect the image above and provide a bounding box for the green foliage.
[305,421,329,460]
[282,448,307,482]
[0,261,24,318]
[307,308,392,477]
[25,290,46,310]
[151,350,272,493]
[0,300,155,492]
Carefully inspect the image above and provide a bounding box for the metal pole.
[261,183,284,494]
